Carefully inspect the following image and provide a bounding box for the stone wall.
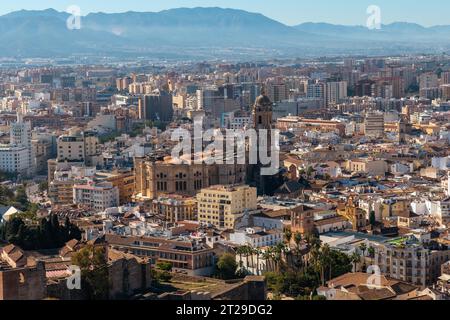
[0,261,47,300]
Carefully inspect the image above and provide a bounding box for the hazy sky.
[1,0,449,27]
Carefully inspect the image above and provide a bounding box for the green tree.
[14,186,29,211]
[368,247,375,258]
[236,246,246,269]
[216,253,238,280]
[64,217,82,241]
[253,247,261,275]
[306,166,315,178]
[369,211,376,226]
[71,245,109,300]
[157,262,173,271]
[242,245,252,272]
[0,185,14,206]
[264,247,352,299]
[350,252,361,272]
[284,229,292,244]
[38,181,48,193]
[328,250,352,278]
[359,243,367,257]
[1,215,81,250]
[293,232,304,271]
[158,271,173,282]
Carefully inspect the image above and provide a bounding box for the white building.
[229,227,283,248]
[390,163,412,175]
[429,198,450,226]
[73,181,119,212]
[0,114,33,175]
[432,157,450,170]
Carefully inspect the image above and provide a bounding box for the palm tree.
[284,229,292,244]
[359,243,367,257]
[368,246,375,259]
[253,247,261,275]
[321,244,333,282]
[245,245,253,272]
[314,250,324,286]
[262,248,274,272]
[236,246,246,269]
[359,243,368,271]
[273,243,287,272]
[308,234,322,251]
[350,252,361,272]
[293,232,303,271]
[294,232,302,248]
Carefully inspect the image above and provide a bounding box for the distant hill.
[0,7,449,59]
[294,22,450,42]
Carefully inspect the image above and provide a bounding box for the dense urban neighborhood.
[1,5,450,303]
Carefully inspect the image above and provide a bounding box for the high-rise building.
[0,114,33,176]
[419,73,439,90]
[116,77,132,91]
[196,87,220,111]
[326,81,348,105]
[355,79,375,97]
[442,72,450,85]
[266,80,288,103]
[306,82,325,107]
[138,90,173,122]
[197,185,257,230]
[441,84,450,101]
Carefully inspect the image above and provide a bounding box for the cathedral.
[133,91,283,201]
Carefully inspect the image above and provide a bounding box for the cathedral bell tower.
[252,89,273,131]
[246,88,282,196]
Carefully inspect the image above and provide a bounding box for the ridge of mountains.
[1,7,449,59]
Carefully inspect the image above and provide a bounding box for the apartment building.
[374,237,450,287]
[326,81,348,106]
[197,185,257,230]
[364,112,385,138]
[105,234,215,276]
[57,130,101,166]
[73,181,119,212]
[0,115,33,176]
[346,158,388,177]
[429,198,450,226]
[48,164,96,205]
[96,170,136,205]
[151,195,197,223]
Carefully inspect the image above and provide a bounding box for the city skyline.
[1,0,449,27]
[2,0,450,307]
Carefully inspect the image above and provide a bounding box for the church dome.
[255,94,272,107]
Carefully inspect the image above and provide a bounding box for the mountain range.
[1,7,450,60]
